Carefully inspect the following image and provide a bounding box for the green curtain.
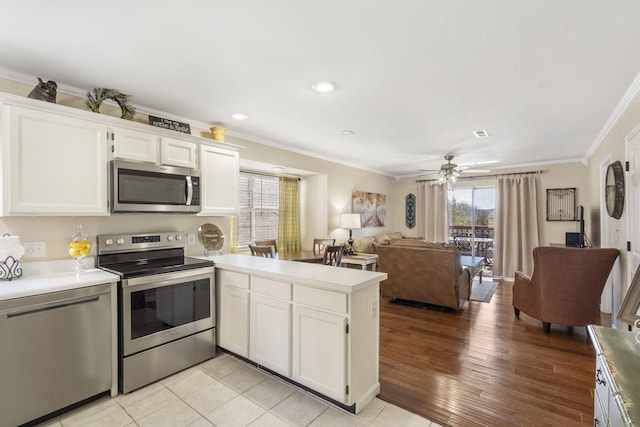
[278,177,300,252]
[228,215,238,254]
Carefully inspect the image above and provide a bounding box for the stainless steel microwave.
[110,160,201,213]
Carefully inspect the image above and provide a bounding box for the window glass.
[238,172,279,246]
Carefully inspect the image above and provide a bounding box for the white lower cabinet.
[292,305,347,401]
[250,276,291,376]
[215,263,380,414]
[217,270,250,358]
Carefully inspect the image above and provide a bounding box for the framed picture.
[546,188,576,221]
[352,190,386,227]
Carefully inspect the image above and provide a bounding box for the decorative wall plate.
[198,223,224,255]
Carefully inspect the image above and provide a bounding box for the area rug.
[470,279,499,303]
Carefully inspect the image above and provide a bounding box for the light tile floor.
[38,353,441,427]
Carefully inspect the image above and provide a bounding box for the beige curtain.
[493,175,539,279]
[278,177,300,252]
[228,216,238,254]
[417,182,449,242]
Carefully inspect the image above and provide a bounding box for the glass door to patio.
[449,186,495,273]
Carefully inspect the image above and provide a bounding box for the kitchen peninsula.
[206,254,387,414]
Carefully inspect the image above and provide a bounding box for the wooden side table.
[341,254,378,271]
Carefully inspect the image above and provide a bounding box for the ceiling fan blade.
[460,168,491,173]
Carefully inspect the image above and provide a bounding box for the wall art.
[546,188,576,221]
[352,190,386,227]
[405,193,416,229]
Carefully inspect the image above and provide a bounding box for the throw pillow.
[374,233,391,244]
[353,236,376,253]
[387,231,404,240]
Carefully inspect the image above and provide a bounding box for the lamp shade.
[340,213,361,229]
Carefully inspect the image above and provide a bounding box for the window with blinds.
[238,172,279,246]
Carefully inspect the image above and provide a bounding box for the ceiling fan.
[418,154,491,183]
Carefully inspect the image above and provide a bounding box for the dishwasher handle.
[6,294,102,319]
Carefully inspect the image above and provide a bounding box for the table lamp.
[341,213,361,254]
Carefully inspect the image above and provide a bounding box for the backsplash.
[0,215,228,262]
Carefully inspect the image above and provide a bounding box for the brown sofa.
[377,239,471,310]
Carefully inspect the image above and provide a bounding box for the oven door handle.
[186,176,193,206]
[122,266,214,288]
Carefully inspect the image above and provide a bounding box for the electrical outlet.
[187,233,196,245]
[23,241,46,258]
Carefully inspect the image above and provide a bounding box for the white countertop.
[202,254,387,293]
[0,257,120,301]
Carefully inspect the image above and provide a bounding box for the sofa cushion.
[387,231,404,240]
[353,236,376,253]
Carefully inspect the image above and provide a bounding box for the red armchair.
[513,246,619,333]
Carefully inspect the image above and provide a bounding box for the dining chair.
[313,238,335,255]
[249,244,276,258]
[254,239,278,253]
[322,245,345,266]
[454,235,472,256]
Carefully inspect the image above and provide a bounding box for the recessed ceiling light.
[311,81,336,93]
[474,130,489,138]
[231,113,249,120]
[339,130,354,135]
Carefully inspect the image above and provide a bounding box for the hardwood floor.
[378,279,600,427]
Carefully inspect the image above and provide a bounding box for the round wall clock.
[605,160,624,219]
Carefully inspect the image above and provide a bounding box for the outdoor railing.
[450,226,494,239]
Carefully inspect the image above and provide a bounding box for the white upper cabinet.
[112,130,198,169]
[1,104,110,215]
[0,92,240,216]
[199,144,239,215]
[112,127,159,164]
[160,137,197,169]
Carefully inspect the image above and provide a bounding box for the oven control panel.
[98,231,186,254]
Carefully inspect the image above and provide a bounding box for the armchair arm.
[513,271,540,319]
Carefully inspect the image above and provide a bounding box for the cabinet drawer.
[218,269,249,290]
[294,286,347,314]
[252,276,291,300]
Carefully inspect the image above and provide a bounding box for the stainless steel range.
[97,231,215,394]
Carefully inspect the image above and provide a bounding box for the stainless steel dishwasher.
[0,283,112,427]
